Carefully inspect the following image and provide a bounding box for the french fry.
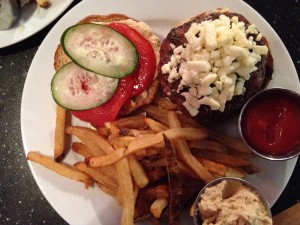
[66,126,106,156]
[189,139,228,153]
[72,142,93,158]
[144,117,169,132]
[96,182,118,197]
[128,155,149,188]
[167,111,214,183]
[226,167,245,178]
[176,112,204,128]
[27,151,91,188]
[66,126,115,155]
[86,147,126,167]
[197,158,227,177]
[119,128,155,137]
[72,142,118,179]
[143,104,169,125]
[116,115,147,129]
[74,162,118,190]
[105,121,120,138]
[177,161,199,180]
[116,157,135,225]
[144,185,170,199]
[150,198,168,218]
[36,0,50,8]
[143,104,169,117]
[209,129,251,153]
[146,112,169,126]
[153,96,177,111]
[127,127,208,154]
[109,136,136,148]
[96,126,110,137]
[54,105,66,162]
[193,149,253,167]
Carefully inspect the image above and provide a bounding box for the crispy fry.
[193,149,253,167]
[66,126,106,156]
[226,167,245,178]
[197,158,227,177]
[116,115,147,129]
[96,182,118,197]
[189,139,228,153]
[150,198,168,218]
[167,111,214,183]
[27,151,91,188]
[146,113,169,126]
[144,117,169,132]
[209,129,251,153]
[143,104,169,125]
[144,185,169,199]
[36,0,50,8]
[86,147,126,167]
[66,126,115,154]
[176,113,204,128]
[105,121,120,138]
[96,126,110,137]
[127,127,208,154]
[109,136,136,148]
[177,161,199,180]
[153,96,177,111]
[72,142,118,178]
[74,162,118,189]
[54,105,66,162]
[116,157,135,225]
[119,128,155,137]
[143,104,169,117]
[72,142,93,158]
[128,155,149,188]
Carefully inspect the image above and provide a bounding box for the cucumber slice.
[51,62,119,110]
[61,23,138,78]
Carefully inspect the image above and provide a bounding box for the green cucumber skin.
[61,23,139,79]
[51,62,119,111]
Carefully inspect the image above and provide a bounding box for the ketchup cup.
[238,88,300,160]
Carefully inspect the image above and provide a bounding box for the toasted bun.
[158,9,273,125]
[54,13,160,116]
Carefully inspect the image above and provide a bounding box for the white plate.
[21,0,300,224]
[0,0,73,48]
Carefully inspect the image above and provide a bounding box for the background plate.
[21,0,300,224]
[0,0,73,48]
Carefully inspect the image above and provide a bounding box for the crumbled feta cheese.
[161,13,269,116]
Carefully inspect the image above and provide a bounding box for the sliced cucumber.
[51,62,119,110]
[61,23,138,79]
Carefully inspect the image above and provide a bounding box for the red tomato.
[72,22,156,126]
[108,22,157,97]
[72,76,134,126]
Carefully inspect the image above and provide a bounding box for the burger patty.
[158,10,274,125]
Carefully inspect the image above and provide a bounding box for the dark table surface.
[0,0,299,224]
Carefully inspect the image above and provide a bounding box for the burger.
[52,13,161,126]
[158,8,274,125]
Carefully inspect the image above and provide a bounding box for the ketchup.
[241,90,300,156]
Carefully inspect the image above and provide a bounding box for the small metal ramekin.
[193,177,272,225]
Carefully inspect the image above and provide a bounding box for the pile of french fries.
[27,94,259,225]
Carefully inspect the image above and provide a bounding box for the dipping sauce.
[240,89,300,156]
[194,178,272,225]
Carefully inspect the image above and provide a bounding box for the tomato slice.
[108,22,157,97]
[72,76,134,126]
[72,22,156,126]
